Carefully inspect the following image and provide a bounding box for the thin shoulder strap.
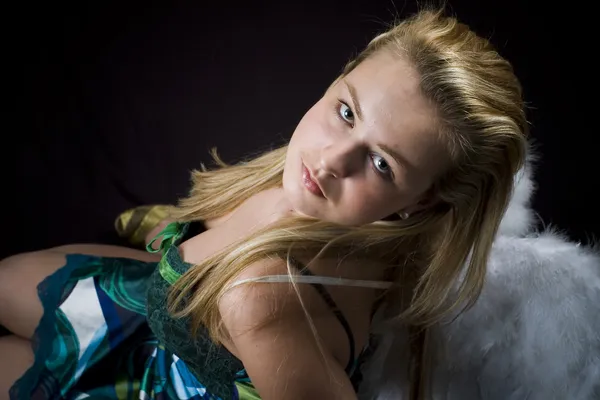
[146,221,189,254]
[231,274,393,289]
[296,265,357,375]
[228,260,393,375]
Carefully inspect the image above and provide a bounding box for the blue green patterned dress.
[9,222,260,400]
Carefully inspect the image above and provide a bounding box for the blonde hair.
[168,7,528,398]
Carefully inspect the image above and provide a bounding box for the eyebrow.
[343,80,363,122]
[379,143,412,173]
[342,79,412,175]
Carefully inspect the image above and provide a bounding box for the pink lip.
[302,163,325,198]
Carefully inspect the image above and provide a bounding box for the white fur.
[359,164,600,399]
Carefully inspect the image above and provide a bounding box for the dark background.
[3,1,597,259]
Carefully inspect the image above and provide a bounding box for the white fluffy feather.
[359,164,600,399]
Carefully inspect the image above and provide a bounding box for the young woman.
[0,8,531,400]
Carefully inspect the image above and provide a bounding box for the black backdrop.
[3,1,597,259]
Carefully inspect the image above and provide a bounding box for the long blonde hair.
[168,7,528,397]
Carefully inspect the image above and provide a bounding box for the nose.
[319,138,363,178]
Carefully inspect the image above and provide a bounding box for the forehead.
[340,52,445,173]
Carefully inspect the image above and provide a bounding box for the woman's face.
[283,52,449,226]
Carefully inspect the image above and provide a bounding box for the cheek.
[284,107,328,186]
[290,103,335,146]
[342,181,402,221]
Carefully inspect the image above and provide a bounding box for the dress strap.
[229,258,392,375]
[230,274,393,289]
[145,221,189,254]
[297,266,357,375]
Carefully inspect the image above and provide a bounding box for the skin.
[283,51,448,226]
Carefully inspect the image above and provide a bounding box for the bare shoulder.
[219,256,361,400]
[220,254,387,347]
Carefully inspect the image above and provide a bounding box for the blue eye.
[370,153,392,178]
[338,102,354,123]
[334,101,393,181]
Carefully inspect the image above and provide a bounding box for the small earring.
[399,211,410,220]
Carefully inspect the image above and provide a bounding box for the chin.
[287,196,321,220]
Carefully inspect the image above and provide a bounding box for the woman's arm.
[219,259,359,400]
